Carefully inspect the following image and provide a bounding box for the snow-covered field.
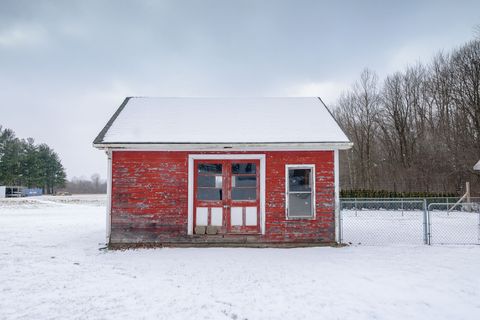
[1,196,479,319]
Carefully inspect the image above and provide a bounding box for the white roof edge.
[93,142,354,151]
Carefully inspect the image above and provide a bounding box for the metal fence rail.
[340,199,480,246]
[342,197,480,208]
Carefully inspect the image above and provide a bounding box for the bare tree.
[335,69,380,189]
[335,38,480,196]
[474,25,480,40]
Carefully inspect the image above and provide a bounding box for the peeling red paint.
[110,151,335,245]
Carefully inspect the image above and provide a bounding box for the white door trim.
[188,154,266,235]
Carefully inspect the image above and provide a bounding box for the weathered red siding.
[110,151,335,246]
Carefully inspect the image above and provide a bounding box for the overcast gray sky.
[0,0,479,180]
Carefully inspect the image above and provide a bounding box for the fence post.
[477,211,480,245]
[339,203,343,244]
[423,199,429,245]
[428,201,432,245]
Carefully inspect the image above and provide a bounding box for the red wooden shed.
[93,97,352,247]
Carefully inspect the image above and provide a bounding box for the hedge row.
[340,189,458,198]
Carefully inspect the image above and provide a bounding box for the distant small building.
[474,160,480,171]
[0,186,42,198]
[3,186,24,198]
[93,97,352,247]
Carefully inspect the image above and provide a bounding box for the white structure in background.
[447,160,480,212]
[474,160,480,171]
[0,186,6,198]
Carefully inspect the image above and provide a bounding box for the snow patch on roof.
[98,97,350,144]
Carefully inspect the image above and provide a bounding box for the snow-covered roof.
[93,97,351,148]
[474,160,480,171]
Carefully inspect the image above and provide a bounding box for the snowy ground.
[1,196,479,319]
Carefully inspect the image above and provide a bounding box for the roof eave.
[93,141,354,151]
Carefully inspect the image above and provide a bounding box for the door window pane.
[214,176,223,188]
[197,163,223,201]
[232,163,256,174]
[232,188,256,200]
[197,188,222,200]
[198,164,222,174]
[232,176,256,187]
[288,193,312,216]
[198,175,215,187]
[288,169,312,192]
[198,175,223,188]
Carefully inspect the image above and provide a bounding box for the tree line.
[63,174,107,194]
[0,126,66,194]
[334,38,480,196]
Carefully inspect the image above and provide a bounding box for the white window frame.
[187,154,266,235]
[285,164,316,219]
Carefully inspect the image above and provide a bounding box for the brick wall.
[110,150,335,245]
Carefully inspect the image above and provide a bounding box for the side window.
[286,165,315,218]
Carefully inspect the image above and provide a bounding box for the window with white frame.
[286,165,315,218]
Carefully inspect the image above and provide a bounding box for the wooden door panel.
[227,160,260,234]
[230,207,243,226]
[195,207,208,226]
[210,207,223,226]
[193,160,225,234]
[245,207,257,226]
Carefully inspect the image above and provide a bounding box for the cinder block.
[206,226,218,235]
[195,226,206,234]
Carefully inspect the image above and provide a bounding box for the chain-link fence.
[428,203,480,245]
[340,200,427,245]
[340,199,480,245]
